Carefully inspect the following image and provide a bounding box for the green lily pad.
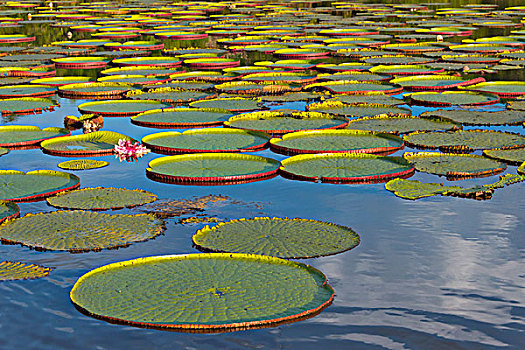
[70,253,334,331]
[390,75,485,91]
[29,76,93,86]
[0,200,19,223]
[305,81,402,95]
[369,64,444,75]
[406,91,500,106]
[347,115,461,134]
[142,129,270,154]
[131,108,232,128]
[146,153,280,185]
[0,170,80,202]
[483,148,525,165]
[214,81,293,96]
[403,130,525,153]
[126,88,215,104]
[385,178,464,199]
[193,217,360,259]
[78,100,171,117]
[0,97,59,114]
[112,56,182,68]
[52,56,109,69]
[0,84,56,98]
[225,111,348,135]
[0,261,52,281]
[57,159,109,170]
[507,100,525,111]
[0,210,164,252]
[0,126,69,147]
[260,92,323,103]
[101,66,183,77]
[420,109,525,126]
[307,101,411,117]
[280,153,415,184]
[46,187,157,210]
[329,93,405,106]
[461,81,525,98]
[41,131,135,156]
[404,152,506,179]
[190,97,264,112]
[58,82,138,99]
[270,129,404,155]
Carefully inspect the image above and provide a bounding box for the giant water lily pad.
[58,82,138,99]
[70,253,334,331]
[225,111,348,135]
[305,80,402,95]
[0,261,52,281]
[0,98,58,114]
[126,89,215,104]
[0,84,56,98]
[57,159,109,171]
[41,131,134,156]
[46,187,157,210]
[190,97,264,112]
[78,100,171,117]
[483,148,525,165]
[390,75,485,91]
[0,210,164,252]
[329,93,405,106]
[369,64,444,76]
[347,115,461,134]
[147,153,280,185]
[193,217,360,259]
[420,109,525,126]
[131,108,232,128]
[0,170,80,201]
[404,152,506,179]
[403,130,525,153]
[280,153,415,184]
[142,129,270,154]
[0,200,19,223]
[270,130,403,155]
[461,81,525,98]
[406,91,500,107]
[0,126,69,147]
[307,101,411,117]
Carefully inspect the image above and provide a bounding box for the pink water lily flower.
[114,139,150,162]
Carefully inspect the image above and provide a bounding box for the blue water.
[0,1,524,349]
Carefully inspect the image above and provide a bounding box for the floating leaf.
[70,253,334,331]
[78,100,171,117]
[142,129,270,154]
[0,84,56,98]
[329,93,405,106]
[390,75,485,91]
[304,80,402,95]
[57,159,109,170]
[403,130,525,153]
[347,115,460,134]
[461,81,525,98]
[0,170,80,202]
[385,178,465,199]
[404,152,506,179]
[58,82,138,99]
[41,131,135,156]
[138,195,228,219]
[190,97,264,112]
[0,210,165,252]
[0,98,59,114]
[46,187,157,210]
[131,108,232,128]
[147,153,280,185]
[307,101,411,117]
[193,217,360,259]
[280,153,414,184]
[225,110,348,135]
[420,109,525,126]
[0,125,69,147]
[270,129,403,155]
[0,261,51,281]
[406,91,500,107]
[483,148,525,165]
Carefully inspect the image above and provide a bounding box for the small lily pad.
[57,159,109,170]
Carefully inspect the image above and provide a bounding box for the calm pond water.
[0,0,524,349]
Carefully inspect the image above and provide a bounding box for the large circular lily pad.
[347,115,461,134]
[0,170,80,202]
[462,81,525,98]
[390,75,485,91]
[142,129,270,154]
[403,130,525,153]
[147,153,280,185]
[305,80,402,95]
[270,130,404,155]
[0,126,69,147]
[0,210,164,252]
[193,217,360,259]
[131,108,232,128]
[46,187,157,210]
[0,98,59,114]
[0,261,52,281]
[307,101,411,117]
[41,131,134,156]
[58,82,138,99]
[190,97,264,112]
[420,109,525,126]
[78,100,171,117]
[0,84,56,98]
[404,152,506,179]
[225,111,348,135]
[280,153,415,184]
[406,91,500,106]
[70,253,334,331]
